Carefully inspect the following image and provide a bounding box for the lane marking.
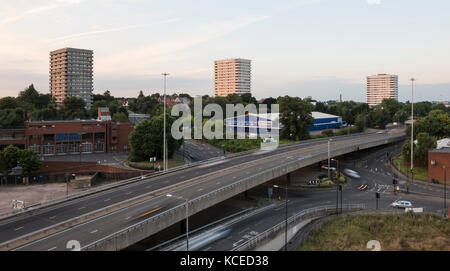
[90,229,98,234]
[47,246,57,251]
[104,198,110,202]
[49,216,56,220]
[138,207,162,218]
[78,206,85,210]
[14,226,24,231]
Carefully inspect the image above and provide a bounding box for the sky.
[0,0,449,102]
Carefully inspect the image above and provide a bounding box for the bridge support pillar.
[180,219,187,234]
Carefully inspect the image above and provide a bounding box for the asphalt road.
[174,143,446,251]
[0,132,404,250]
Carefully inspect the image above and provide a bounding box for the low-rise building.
[0,108,133,156]
[428,138,450,183]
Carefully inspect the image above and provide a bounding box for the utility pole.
[410,78,416,188]
[162,73,169,172]
[444,166,447,219]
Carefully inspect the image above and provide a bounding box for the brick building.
[429,149,450,183]
[0,108,133,156]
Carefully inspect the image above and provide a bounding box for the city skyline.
[1,0,450,102]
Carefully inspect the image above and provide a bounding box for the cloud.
[0,0,84,26]
[47,18,181,44]
[96,15,270,75]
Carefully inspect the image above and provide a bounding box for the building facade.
[366,74,398,106]
[50,48,93,109]
[214,58,251,97]
[309,112,347,131]
[0,109,132,156]
[428,138,450,183]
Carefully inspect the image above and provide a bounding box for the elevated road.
[0,132,405,250]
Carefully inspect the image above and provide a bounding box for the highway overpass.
[0,132,405,251]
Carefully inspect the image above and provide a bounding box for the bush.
[321,130,334,137]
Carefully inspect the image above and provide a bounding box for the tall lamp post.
[327,139,332,180]
[409,78,416,192]
[162,73,170,172]
[331,158,339,214]
[274,184,288,251]
[444,166,447,219]
[167,193,189,250]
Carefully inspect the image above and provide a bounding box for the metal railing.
[232,204,366,251]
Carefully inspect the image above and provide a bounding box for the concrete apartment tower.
[214,58,251,97]
[366,73,398,106]
[50,48,93,109]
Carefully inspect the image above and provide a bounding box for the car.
[391,200,412,208]
[343,169,360,179]
[321,165,336,171]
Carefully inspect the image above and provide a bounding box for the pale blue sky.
[1,0,449,102]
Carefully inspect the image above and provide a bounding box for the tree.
[0,97,18,110]
[112,112,129,123]
[0,108,25,128]
[278,96,314,140]
[129,114,181,162]
[414,133,436,167]
[59,97,88,119]
[3,145,21,171]
[393,110,408,124]
[355,113,367,132]
[18,149,42,177]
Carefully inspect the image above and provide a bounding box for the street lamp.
[410,78,416,190]
[166,193,189,250]
[327,139,331,179]
[331,158,340,214]
[162,72,170,172]
[274,184,288,251]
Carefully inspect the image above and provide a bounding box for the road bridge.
[0,132,405,251]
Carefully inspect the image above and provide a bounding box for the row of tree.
[0,85,132,128]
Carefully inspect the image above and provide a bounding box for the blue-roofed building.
[309,111,347,131]
[224,113,282,138]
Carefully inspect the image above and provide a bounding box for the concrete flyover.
[82,133,404,251]
[0,132,405,251]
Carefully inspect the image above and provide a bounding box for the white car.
[391,200,412,208]
[343,169,360,179]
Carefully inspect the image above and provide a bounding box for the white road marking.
[198,188,203,191]
[125,216,131,220]
[104,198,110,202]
[232,239,245,247]
[47,246,57,251]
[49,216,56,219]
[126,191,132,195]
[78,206,85,210]
[14,226,24,231]
[90,229,98,234]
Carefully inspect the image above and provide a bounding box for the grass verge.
[299,213,449,251]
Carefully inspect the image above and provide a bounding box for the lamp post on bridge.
[274,184,288,251]
[166,193,189,251]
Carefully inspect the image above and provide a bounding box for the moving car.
[343,169,360,179]
[391,200,412,208]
